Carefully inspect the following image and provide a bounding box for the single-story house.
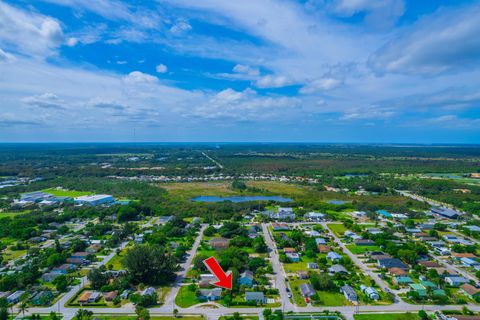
[286,252,300,262]
[307,262,318,269]
[210,238,229,249]
[297,271,309,279]
[328,264,348,275]
[409,284,427,297]
[445,276,469,287]
[460,283,480,299]
[300,283,315,297]
[327,252,342,262]
[239,271,254,287]
[104,291,118,302]
[245,292,266,304]
[393,276,413,286]
[341,285,358,304]
[198,288,222,301]
[360,285,379,300]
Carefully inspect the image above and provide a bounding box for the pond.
[327,200,348,205]
[191,195,293,203]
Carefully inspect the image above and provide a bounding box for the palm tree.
[75,309,93,320]
[19,301,28,318]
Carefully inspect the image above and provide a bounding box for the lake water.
[327,200,348,205]
[191,196,293,203]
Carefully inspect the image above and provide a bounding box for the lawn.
[175,285,199,308]
[327,223,347,236]
[354,313,419,320]
[3,249,27,261]
[314,291,348,306]
[289,279,308,307]
[42,188,92,197]
[0,210,31,218]
[346,245,382,255]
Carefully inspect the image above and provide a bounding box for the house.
[305,212,325,221]
[198,288,222,301]
[430,206,461,219]
[78,292,91,304]
[409,284,427,297]
[307,262,318,269]
[388,267,407,277]
[74,194,114,206]
[297,271,309,279]
[300,283,315,297]
[393,276,413,286]
[317,245,331,253]
[52,264,76,274]
[286,252,300,262]
[419,261,441,269]
[308,230,322,237]
[445,276,469,286]
[328,264,348,275]
[360,285,379,300]
[377,258,408,270]
[453,253,477,259]
[67,258,88,265]
[104,291,118,302]
[284,247,296,254]
[210,238,229,249]
[7,291,25,304]
[42,272,62,282]
[366,228,383,235]
[120,290,130,300]
[134,234,144,244]
[344,231,362,240]
[86,244,102,254]
[141,287,156,297]
[30,291,54,306]
[327,252,342,262]
[461,257,479,268]
[340,285,358,304]
[245,292,266,304]
[239,271,254,287]
[272,223,290,231]
[460,284,480,299]
[315,238,327,245]
[157,216,175,224]
[270,207,295,220]
[71,252,89,260]
[354,239,375,246]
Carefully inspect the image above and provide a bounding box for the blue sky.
[1,0,480,143]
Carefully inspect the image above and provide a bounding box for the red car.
[305,297,310,303]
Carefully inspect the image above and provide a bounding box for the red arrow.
[203,256,232,290]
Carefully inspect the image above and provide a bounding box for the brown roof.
[78,292,91,303]
[453,253,477,258]
[284,247,296,253]
[210,238,229,248]
[432,267,458,276]
[461,284,480,296]
[388,267,407,276]
[419,261,441,268]
[317,245,331,253]
[104,291,118,301]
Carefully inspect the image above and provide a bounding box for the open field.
[346,245,382,254]
[0,210,30,218]
[354,313,419,320]
[42,188,92,197]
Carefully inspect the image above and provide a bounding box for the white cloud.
[369,4,480,75]
[0,47,13,62]
[0,1,64,57]
[300,78,342,94]
[170,20,192,35]
[66,37,79,47]
[22,93,66,110]
[416,115,480,129]
[190,88,300,121]
[233,64,260,76]
[123,71,158,84]
[330,0,405,28]
[156,64,168,73]
[255,75,293,88]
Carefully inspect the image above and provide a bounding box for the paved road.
[430,253,478,283]
[202,152,224,169]
[320,223,402,302]
[261,223,296,311]
[163,224,207,310]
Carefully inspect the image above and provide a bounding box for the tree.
[173,309,179,318]
[53,275,69,292]
[75,309,93,320]
[87,268,108,290]
[19,300,28,317]
[123,245,177,285]
[74,309,93,320]
[418,310,428,320]
[49,312,60,320]
[135,305,150,320]
[0,307,8,320]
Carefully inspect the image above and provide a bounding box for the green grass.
[289,279,308,307]
[42,188,92,197]
[0,210,30,218]
[327,223,347,236]
[3,249,27,261]
[314,291,348,306]
[175,285,199,308]
[346,245,382,254]
[354,313,419,320]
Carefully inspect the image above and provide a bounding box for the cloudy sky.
[1,0,480,142]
